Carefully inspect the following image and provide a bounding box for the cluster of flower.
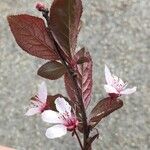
[25,65,136,139]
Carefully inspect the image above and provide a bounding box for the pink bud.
[36,2,45,11]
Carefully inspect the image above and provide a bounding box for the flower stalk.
[74,130,84,150]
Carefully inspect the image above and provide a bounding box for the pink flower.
[104,65,136,96]
[42,97,78,139]
[25,82,47,116]
[35,2,46,11]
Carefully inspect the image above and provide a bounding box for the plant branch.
[44,12,90,150]
[54,42,90,149]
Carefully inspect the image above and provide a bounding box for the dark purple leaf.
[64,73,77,101]
[76,56,90,64]
[50,0,83,57]
[75,48,93,108]
[7,14,59,60]
[86,133,99,150]
[89,97,123,128]
[38,61,66,80]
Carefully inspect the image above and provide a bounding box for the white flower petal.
[55,97,71,116]
[41,110,63,124]
[104,84,119,94]
[118,78,125,86]
[31,100,41,106]
[45,124,67,139]
[113,75,119,82]
[25,107,40,116]
[120,87,137,95]
[105,65,114,85]
[37,82,47,103]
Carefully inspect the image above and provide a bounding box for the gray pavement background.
[0,0,150,150]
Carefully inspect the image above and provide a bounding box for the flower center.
[59,112,78,131]
[40,103,47,112]
[112,76,127,92]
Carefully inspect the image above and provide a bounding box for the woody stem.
[54,42,90,149]
[44,13,90,150]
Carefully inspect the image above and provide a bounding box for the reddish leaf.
[64,73,77,101]
[7,14,59,60]
[76,56,90,64]
[86,133,99,150]
[50,0,82,57]
[75,48,93,108]
[89,98,123,128]
[64,48,92,109]
[64,73,85,121]
[38,61,66,80]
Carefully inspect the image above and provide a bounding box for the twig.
[43,11,90,150]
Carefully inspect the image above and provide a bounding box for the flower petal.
[31,100,41,106]
[55,97,71,116]
[120,87,137,95]
[25,107,40,116]
[37,82,47,103]
[105,65,114,85]
[45,124,67,139]
[118,78,125,86]
[41,110,63,124]
[104,84,119,94]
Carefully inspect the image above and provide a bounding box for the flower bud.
[36,2,46,11]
